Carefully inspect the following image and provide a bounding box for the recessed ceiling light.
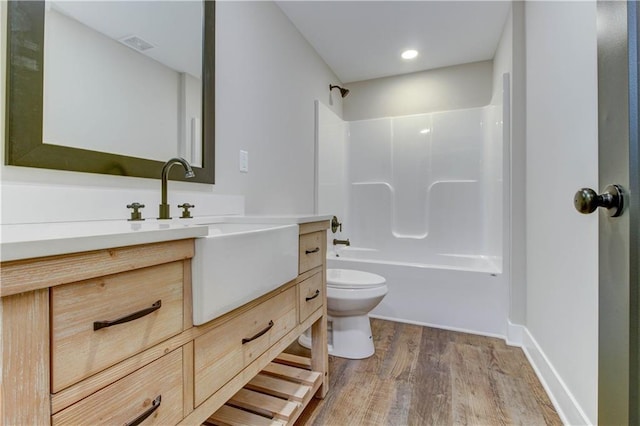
[401,49,419,60]
[420,128,431,134]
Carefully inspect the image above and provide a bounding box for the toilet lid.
[326,269,386,289]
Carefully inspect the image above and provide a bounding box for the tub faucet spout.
[159,157,195,219]
[333,238,350,246]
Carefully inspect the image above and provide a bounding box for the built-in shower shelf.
[204,355,322,426]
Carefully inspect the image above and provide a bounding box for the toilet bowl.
[299,268,387,359]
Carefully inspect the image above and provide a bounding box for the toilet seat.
[327,269,386,289]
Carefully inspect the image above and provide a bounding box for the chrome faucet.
[159,157,195,219]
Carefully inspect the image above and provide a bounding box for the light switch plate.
[239,150,249,173]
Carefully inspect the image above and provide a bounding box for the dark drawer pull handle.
[93,300,162,331]
[242,320,274,344]
[305,289,320,301]
[125,395,161,426]
[305,247,320,254]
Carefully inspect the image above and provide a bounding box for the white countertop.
[200,214,333,225]
[0,214,332,262]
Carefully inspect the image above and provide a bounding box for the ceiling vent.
[118,35,155,52]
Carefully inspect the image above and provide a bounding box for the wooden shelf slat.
[246,374,310,402]
[273,353,312,370]
[262,362,321,386]
[228,388,299,422]
[206,405,286,426]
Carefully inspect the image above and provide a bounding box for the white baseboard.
[520,327,592,425]
[506,320,525,346]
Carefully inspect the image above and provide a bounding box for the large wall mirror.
[5,0,215,183]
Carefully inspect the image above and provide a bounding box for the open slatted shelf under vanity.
[204,354,321,426]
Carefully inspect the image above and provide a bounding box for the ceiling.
[276,1,511,83]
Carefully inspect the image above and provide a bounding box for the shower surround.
[317,101,508,337]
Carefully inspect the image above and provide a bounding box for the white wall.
[525,2,598,424]
[343,60,493,121]
[1,1,343,223]
[490,3,530,332]
[509,1,528,330]
[215,1,343,214]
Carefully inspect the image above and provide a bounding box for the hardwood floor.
[290,319,562,426]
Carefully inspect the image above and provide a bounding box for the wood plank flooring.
[289,319,562,426]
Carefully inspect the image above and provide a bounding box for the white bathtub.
[330,246,501,273]
[327,247,508,337]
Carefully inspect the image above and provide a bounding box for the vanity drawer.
[194,286,297,406]
[52,348,184,425]
[51,262,184,392]
[299,231,323,273]
[299,272,324,323]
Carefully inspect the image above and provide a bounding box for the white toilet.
[299,268,387,359]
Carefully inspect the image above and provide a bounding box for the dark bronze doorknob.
[574,184,625,217]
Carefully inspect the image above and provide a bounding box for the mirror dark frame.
[5,0,215,184]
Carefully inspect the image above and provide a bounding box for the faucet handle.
[331,216,342,233]
[126,202,145,221]
[178,203,195,219]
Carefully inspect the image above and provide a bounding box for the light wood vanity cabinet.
[0,220,329,426]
